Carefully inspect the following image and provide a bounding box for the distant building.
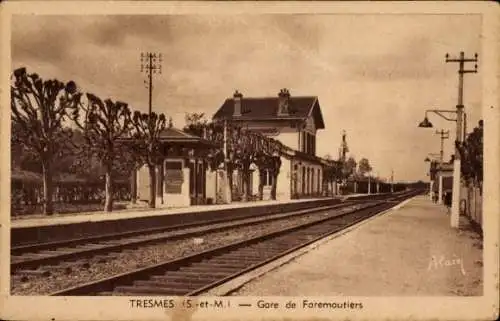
[431,162,453,204]
[212,89,327,200]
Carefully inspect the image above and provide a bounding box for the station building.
[132,127,215,207]
[211,89,327,201]
[132,89,330,207]
[430,161,453,204]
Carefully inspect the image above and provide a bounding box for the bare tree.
[11,67,81,215]
[71,93,132,212]
[131,111,167,208]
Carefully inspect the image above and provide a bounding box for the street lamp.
[418,116,433,128]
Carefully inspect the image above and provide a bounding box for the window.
[301,131,306,153]
[317,168,321,192]
[264,170,274,186]
[300,131,316,155]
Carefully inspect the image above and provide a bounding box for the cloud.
[340,36,438,81]
[9,13,483,181]
[12,15,77,62]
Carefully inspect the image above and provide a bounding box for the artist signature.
[428,255,466,275]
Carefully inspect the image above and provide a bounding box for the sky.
[11,14,483,182]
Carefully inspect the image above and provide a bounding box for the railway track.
[51,191,418,296]
[11,200,366,273]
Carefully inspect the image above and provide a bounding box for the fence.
[11,179,131,216]
[461,183,483,233]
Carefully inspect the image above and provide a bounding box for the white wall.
[276,131,299,150]
[205,170,217,202]
[276,157,292,200]
[233,120,300,151]
[137,165,150,202]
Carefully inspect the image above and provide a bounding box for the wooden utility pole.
[391,169,394,193]
[435,129,449,164]
[140,52,162,115]
[138,52,162,204]
[445,51,478,228]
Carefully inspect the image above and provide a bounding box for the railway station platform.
[220,195,483,296]
[11,196,347,246]
[11,197,328,229]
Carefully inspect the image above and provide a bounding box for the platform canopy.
[119,126,218,157]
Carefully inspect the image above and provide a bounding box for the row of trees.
[11,68,304,215]
[11,67,169,215]
[322,153,376,185]
[183,113,288,201]
[458,120,483,189]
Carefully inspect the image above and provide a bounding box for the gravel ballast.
[11,206,358,296]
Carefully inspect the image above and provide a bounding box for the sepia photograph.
[1,1,498,320]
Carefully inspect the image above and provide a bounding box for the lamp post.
[425,154,440,202]
[418,51,478,228]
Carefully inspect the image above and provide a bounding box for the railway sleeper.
[134,280,204,289]
[178,267,234,275]
[215,254,266,260]
[163,270,229,278]
[247,244,289,250]
[226,249,268,255]
[182,266,238,273]
[151,275,219,283]
[197,261,250,268]
[234,249,284,256]
[250,245,291,251]
[205,261,256,269]
[114,285,191,296]
[215,255,266,261]
[147,276,212,285]
[204,257,256,264]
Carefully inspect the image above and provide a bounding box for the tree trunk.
[104,164,114,212]
[245,170,252,201]
[41,159,54,215]
[130,168,137,204]
[148,164,156,208]
[258,169,265,201]
[226,168,233,202]
[270,171,278,200]
[241,162,251,202]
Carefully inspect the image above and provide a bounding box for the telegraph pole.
[445,51,478,228]
[140,52,162,115]
[223,118,232,203]
[139,52,162,205]
[338,130,349,195]
[435,129,449,164]
[390,169,394,193]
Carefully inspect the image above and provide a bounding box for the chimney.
[278,88,290,115]
[233,90,243,117]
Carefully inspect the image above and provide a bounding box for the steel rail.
[50,191,418,296]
